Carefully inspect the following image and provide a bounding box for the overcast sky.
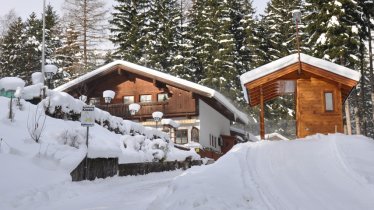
[0,0,269,20]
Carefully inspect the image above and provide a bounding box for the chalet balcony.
[96,101,196,120]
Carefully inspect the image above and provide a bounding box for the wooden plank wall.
[296,77,343,137]
[82,71,197,118]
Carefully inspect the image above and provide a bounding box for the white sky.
[0,0,269,20]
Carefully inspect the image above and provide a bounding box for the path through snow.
[0,168,183,210]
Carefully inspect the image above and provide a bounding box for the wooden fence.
[70,157,203,181]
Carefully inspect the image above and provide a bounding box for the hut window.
[176,129,188,144]
[140,94,152,102]
[157,93,168,102]
[88,97,101,105]
[324,92,334,111]
[123,96,134,104]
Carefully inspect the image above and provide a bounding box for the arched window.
[191,127,199,143]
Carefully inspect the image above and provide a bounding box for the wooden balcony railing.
[96,101,170,119]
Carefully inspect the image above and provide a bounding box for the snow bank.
[150,134,374,210]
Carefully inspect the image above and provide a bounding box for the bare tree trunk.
[369,25,374,137]
[341,56,352,135]
[345,100,352,135]
[359,38,366,135]
[354,99,360,135]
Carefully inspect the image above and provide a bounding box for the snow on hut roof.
[55,60,249,124]
[240,53,361,102]
[240,53,361,85]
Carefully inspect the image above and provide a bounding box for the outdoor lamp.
[152,111,163,129]
[103,90,115,111]
[129,103,140,116]
[44,64,58,89]
[292,9,301,23]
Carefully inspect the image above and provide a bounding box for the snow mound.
[0,77,25,91]
[149,134,374,210]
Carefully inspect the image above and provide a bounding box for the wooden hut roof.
[240,53,361,106]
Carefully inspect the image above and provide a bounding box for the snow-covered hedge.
[39,89,169,140]
[37,90,198,162]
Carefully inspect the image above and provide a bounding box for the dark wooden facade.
[67,69,198,120]
[243,62,358,139]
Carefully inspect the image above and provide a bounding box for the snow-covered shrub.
[148,138,168,161]
[57,129,86,149]
[22,83,44,100]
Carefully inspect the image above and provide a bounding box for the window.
[324,92,334,111]
[191,127,199,143]
[175,129,188,144]
[123,96,134,104]
[88,97,101,105]
[157,93,168,102]
[140,94,152,103]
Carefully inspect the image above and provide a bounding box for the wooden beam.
[260,86,265,140]
[250,92,280,106]
[245,63,299,89]
[301,63,358,87]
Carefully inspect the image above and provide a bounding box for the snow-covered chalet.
[240,53,361,139]
[55,60,249,157]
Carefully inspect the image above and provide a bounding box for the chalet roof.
[240,53,361,102]
[55,60,249,124]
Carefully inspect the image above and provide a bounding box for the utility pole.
[41,0,46,84]
[293,10,302,74]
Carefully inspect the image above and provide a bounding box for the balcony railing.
[97,101,169,119]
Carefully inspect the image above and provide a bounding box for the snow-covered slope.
[150,134,374,210]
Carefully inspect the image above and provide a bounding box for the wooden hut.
[240,53,361,139]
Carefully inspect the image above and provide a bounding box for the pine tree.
[252,17,273,67]
[169,0,191,79]
[23,12,42,77]
[206,0,237,94]
[305,0,361,68]
[0,18,26,80]
[111,0,151,63]
[44,5,62,64]
[55,22,82,85]
[145,0,181,72]
[262,0,304,59]
[187,0,218,83]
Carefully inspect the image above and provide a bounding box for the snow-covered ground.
[151,134,374,210]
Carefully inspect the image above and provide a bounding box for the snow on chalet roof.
[240,53,361,102]
[55,60,249,124]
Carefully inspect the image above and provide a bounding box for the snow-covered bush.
[57,129,86,149]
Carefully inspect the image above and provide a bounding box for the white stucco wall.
[199,99,231,151]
